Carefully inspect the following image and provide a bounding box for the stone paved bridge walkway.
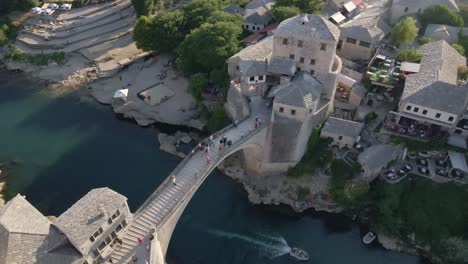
[109,97,269,264]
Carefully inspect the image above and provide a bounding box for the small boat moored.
[362,231,377,245]
[290,247,309,261]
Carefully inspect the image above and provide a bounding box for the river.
[0,70,423,264]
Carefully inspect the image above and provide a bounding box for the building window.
[346,37,357,44]
[236,65,239,71]
[320,43,326,51]
[297,67,301,71]
[90,236,95,242]
[98,242,106,252]
[404,7,408,12]
[310,59,315,65]
[289,54,295,60]
[249,76,255,82]
[299,57,304,63]
[359,41,371,48]
[448,116,454,122]
[406,105,411,111]
[111,231,117,239]
[283,38,288,45]
[338,136,343,140]
[435,113,441,118]
[105,236,112,244]
[116,225,123,233]
[108,218,113,225]
[291,109,296,115]
[111,210,120,220]
[122,220,127,227]
[279,107,284,113]
[309,109,312,113]
[413,107,419,113]
[297,40,303,47]
[258,75,264,81]
[245,25,249,30]
[310,70,315,75]
[422,110,427,115]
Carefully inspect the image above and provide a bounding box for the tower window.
[435,113,441,118]
[279,107,284,113]
[258,75,264,81]
[297,40,303,47]
[406,105,411,111]
[283,38,288,45]
[413,107,419,113]
[310,59,315,65]
[291,109,296,115]
[320,43,326,51]
[249,76,255,82]
[422,110,427,115]
[448,116,454,122]
[299,57,304,63]
[289,54,295,60]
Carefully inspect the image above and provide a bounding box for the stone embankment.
[157,131,196,158]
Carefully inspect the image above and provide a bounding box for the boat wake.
[205,229,292,259]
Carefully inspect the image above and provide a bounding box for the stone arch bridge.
[109,101,268,264]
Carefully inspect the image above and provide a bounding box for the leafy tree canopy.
[177,21,242,75]
[273,0,322,14]
[452,43,465,55]
[396,49,422,63]
[131,0,154,17]
[420,4,464,28]
[271,6,300,21]
[206,11,243,27]
[417,37,432,45]
[181,0,222,31]
[133,16,155,52]
[390,17,418,47]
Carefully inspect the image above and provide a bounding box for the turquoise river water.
[0,70,424,264]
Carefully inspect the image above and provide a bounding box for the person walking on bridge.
[171,175,177,186]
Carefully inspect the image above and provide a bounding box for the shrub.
[396,49,422,63]
[452,43,465,55]
[417,37,432,45]
[188,73,207,102]
[5,45,23,60]
[458,66,468,80]
[420,4,464,28]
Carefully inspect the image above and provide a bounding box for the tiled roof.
[321,117,364,138]
[274,14,340,41]
[223,4,245,15]
[401,40,468,114]
[230,35,273,61]
[244,0,274,25]
[272,72,323,109]
[239,60,268,76]
[340,5,390,43]
[268,57,296,76]
[424,24,468,44]
[54,188,128,255]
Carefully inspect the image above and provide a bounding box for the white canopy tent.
[113,89,129,101]
[330,12,346,24]
[344,1,357,12]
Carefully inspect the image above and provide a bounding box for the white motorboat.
[362,231,376,245]
[290,247,309,261]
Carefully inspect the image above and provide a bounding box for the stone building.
[389,40,468,136]
[424,24,468,44]
[227,14,342,174]
[243,0,274,32]
[320,117,364,148]
[0,188,132,264]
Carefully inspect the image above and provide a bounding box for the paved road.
[109,97,269,264]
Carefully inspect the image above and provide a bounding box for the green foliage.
[177,21,241,75]
[274,0,322,14]
[389,136,467,153]
[433,237,468,264]
[134,11,185,53]
[364,112,377,122]
[287,126,333,177]
[209,64,229,89]
[457,35,468,57]
[206,105,230,132]
[458,66,468,80]
[271,6,300,21]
[396,49,422,63]
[1,0,39,14]
[181,0,222,30]
[390,17,418,47]
[420,4,464,28]
[460,4,468,27]
[5,46,65,65]
[372,178,468,244]
[206,11,243,26]
[0,27,6,45]
[5,45,23,60]
[452,43,465,55]
[296,187,310,200]
[347,181,369,201]
[417,37,432,45]
[131,0,154,17]
[329,159,359,204]
[188,73,207,102]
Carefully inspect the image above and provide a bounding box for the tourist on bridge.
[171,175,177,186]
[137,237,143,244]
[206,155,211,164]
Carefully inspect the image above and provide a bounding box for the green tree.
[396,49,422,62]
[420,4,464,28]
[188,73,207,102]
[206,11,243,26]
[452,43,465,55]
[177,22,242,75]
[273,0,322,14]
[0,26,7,45]
[133,16,155,52]
[181,0,222,31]
[390,17,418,47]
[271,6,300,21]
[435,237,468,264]
[206,105,230,132]
[460,4,468,27]
[131,0,154,17]
[417,37,432,45]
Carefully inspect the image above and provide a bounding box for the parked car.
[397,169,406,176]
[403,164,413,172]
[418,167,429,175]
[407,152,417,159]
[417,159,428,167]
[435,159,446,167]
[418,151,431,158]
[436,169,447,177]
[452,170,464,178]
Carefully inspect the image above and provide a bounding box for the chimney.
[300,14,309,25]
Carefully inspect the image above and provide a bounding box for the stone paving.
[109,98,269,264]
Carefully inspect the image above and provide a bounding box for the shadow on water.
[0,70,45,105]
